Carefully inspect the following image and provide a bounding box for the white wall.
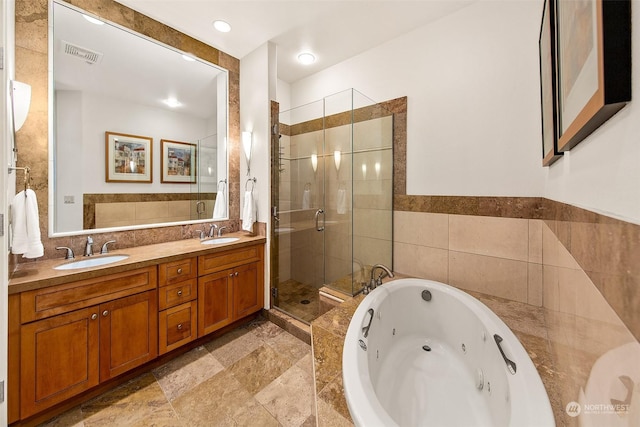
[290,0,640,224]
[291,0,545,199]
[1,0,13,421]
[240,42,277,307]
[543,2,640,224]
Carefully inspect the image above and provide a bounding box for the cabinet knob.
[102,310,109,317]
[91,313,98,320]
[229,273,233,278]
[177,290,183,296]
[234,272,239,277]
[177,324,183,330]
[177,268,183,274]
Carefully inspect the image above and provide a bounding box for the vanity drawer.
[159,301,197,354]
[198,244,262,276]
[158,279,197,310]
[159,257,197,286]
[20,267,157,324]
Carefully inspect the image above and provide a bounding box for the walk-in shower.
[271,89,394,323]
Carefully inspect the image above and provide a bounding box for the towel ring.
[245,177,256,192]
[9,166,31,193]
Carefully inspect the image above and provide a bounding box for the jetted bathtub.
[343,278,554,427]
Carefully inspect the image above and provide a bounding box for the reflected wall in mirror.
[51,0,228,235]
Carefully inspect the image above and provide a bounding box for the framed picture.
[539,0,562,166]
[160,139,197,183]
[105,131,152,183]
[555,0,631,152]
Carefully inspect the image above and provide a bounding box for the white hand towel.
[11,191,28,255]
[337,188,347,214]
[212,187,227,219]
[242,191,256,232]
[12,189,44,258]
[302,189,311,210]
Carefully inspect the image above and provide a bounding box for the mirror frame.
[47,0,237,238]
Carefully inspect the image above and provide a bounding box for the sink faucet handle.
[85,236,94,257]
[56,246,75,259]
[217,226,227,237]
[101,240,116,254]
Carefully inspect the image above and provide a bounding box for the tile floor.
[40,317,316,427]
[276,280,320,323]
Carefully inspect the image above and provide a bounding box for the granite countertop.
[311,279,564,425]
[9,232,266,294]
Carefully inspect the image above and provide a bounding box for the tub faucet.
[370,264,394,290]
[84,236,94,256]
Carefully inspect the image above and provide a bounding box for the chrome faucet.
[357,264,394,295]
[217,226,227,237]
[56,246,75,259]
[84,236,94,256]
[208,224,218,237]
[101,240,116,254]
[370,264,394,290]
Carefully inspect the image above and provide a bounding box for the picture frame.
[160,139,197,183]
[555,0,631,152]
[105,131,153,183]
[539,0,562,166]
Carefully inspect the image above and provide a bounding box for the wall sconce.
[11,80,31,132]
[334,150,341,172]
[242,131,252,176]
[311,153,318,173]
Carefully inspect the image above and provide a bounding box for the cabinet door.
[233,262,262,319]
[99,290,158,381]
[159,301,197,354]
[20,308,99,418]
[198,270,233,337]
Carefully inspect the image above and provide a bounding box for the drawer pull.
[102,310,109,317]
[177,324,183,330]
[91,313,98,320]
[177,268,183,274]
[177,290,183,296]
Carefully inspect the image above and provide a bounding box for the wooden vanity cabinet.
[17,267,157,419]
[198,244,264,337]
[158,258,198,354]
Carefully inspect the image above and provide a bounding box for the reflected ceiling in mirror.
[50,0,229,236]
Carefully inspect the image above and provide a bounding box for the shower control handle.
[315,209,325,231]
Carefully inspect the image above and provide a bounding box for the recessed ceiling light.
[82,14,104,25]
[213,20,231,33]
[297,52,316,65]
[163,97,182,108]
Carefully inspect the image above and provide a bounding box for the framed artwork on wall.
[555,0,631,152]
[105,131,153,183]
[160,139,197,183]
[539,0,562,166]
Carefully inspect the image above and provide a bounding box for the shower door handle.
[315,209,325,231]
[272,206,280,222]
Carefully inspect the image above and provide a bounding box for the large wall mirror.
[50,0,229,236]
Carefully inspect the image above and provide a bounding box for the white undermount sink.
[54,255,129,270]
[201,237,240,245]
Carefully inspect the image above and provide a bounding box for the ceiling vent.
[62,40,103,65]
